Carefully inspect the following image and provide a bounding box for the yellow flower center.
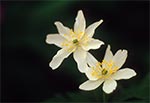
[91,60,118,79]
[61,29,89,52]
[70,29,84,41]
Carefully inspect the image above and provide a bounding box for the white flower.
[46,10,104,72]
[79,45,136,94]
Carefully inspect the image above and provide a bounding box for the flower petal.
[103,45,113,62]
[79,79,104,91]
[85,67,99,81]
[50,48,72,70]
[112,68,136,80]
[74,10,86,35]
[82,38,104,51]
[102,45,113,68]
[46,34,66,48]
[112,49,128,69]
[102,79,117,94]
[85,19,103,38]
[54,21,71,40]
[86,52,98,67]
[73,47,88,73]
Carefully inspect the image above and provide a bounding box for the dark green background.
[1,1,149,102]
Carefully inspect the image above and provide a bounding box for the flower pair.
[46,10,136,94]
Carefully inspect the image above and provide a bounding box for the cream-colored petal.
[102,79,117,94]
[54,21,71,40]
[85,67,99,81]
[85,19,103,38]
[74,10,86,35]
[102,45,113,68]
[86,52,98,67]
[46,34,66,48]
[73,47,88,73]
[103,45,113,62]
[82,38,104,51]
[112,68,136,80]
[79,79,104,91]
[112,49,128,69]
[49,48,72,70]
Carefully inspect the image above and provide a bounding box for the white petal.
[112,49,128,69]
[54,21,71,40]
[79,79,104,91]
[85,19,103,38]
[86,52,98,67]
[50,48,72,70]
[73,47,88,73]
[82,38,104,51]
[46,34,66,48]
[102,79,117,94]
[112,68,136,80]
[102,45,113,68]
[85,67,99,80]
[74,10,86,34]
[103,45,113,62]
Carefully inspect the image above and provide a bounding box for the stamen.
[70,29,74,35]
[77,32,84,40]
[91,60,119,79]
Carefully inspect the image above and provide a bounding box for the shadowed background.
[1,1,149,102]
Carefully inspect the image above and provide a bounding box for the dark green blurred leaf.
[111,74,149,102]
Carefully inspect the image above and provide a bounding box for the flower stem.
[103,92,106,103]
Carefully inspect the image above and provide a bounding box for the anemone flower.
[79,45,136,93]
[46,10,104,72]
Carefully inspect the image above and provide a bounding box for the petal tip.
[106,44,111,51]
[79,84,91,91]
[107,44,111,48]
[79,85,82,90]
[54,21,59,25]
[102,80,117,94]
[99,19,103,23]
[45,35,50,43]
[79,84,87,91]
[132,70,137,77]
[54,21,62,26]
[78,10,83,14]
[101,41,105,45]
[45,39,48,44]
[99,41,105,48]
[122,49,127,52]
[122,49,128,57]
[49,62,57,70]
[126,69,137,78]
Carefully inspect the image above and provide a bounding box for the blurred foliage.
[1,0,149,102]
[43,73,149,102]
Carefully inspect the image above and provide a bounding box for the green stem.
[103,92,106,103]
